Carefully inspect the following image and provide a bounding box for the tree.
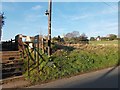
[52,35,64,43]
[97,36,100,38]
[90,37,96,41]
[65,31,80,38]
[79,33,88,41]
[64,32,89,44]
[64,31,80,44]
[107,34,117,40]
[79,33,89,44]
[65,33,73,38]
[72,31,80,37]
[52,37,59,42]
[101,37,108,41]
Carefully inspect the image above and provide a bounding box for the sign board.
[34,35,39,44]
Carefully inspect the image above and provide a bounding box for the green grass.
[89,40,118,45]
[24,44,118,84]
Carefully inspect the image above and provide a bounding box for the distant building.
[61,35,64,38]
[96,37,101,41]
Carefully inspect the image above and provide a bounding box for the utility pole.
[45,0,52,57]
[0,13,5,41]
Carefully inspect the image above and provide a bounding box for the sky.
[0,1,118,40]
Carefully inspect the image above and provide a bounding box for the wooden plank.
[37,36,39,72]
[2,71,23,75]
[2,54,20,56]
[1,51,20,53]
[2,66,22,70]
[2,56,21,60]
[2,62,24,66]
[1,59,23,64]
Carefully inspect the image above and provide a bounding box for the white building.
[96,37,101,41]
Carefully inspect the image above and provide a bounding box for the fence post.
[42,38,45,54]
[37,35,40,72]
[15,34,23,51]
[27,52,30,77]
[15,35,19,51]
[10,39,12,50]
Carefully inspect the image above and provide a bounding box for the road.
[28,66,119,88]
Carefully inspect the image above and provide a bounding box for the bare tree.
[65,31,80,38]
[72,31,80,37]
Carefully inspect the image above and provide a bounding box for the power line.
[102,2,117,9]
[98,0,118,10]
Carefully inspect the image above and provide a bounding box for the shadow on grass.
[52,43,75,53]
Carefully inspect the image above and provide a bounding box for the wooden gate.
[16,34,46,77]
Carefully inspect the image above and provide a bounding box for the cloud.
[24,13,44,22]
[71,8,117,21]
[31,5,42,10]
[67,4,118,21]
[86,21,118,38]
[71,14,91,21]
[100,7,118,15]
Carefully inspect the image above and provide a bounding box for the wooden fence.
[1,34,48,78]
[2,39,18,51]
[16,34,47,77]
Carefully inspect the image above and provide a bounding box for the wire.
[98,0,118,10]
[102,2,117,10]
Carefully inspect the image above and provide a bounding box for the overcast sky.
[1,1,118,40]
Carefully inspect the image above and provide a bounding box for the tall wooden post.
[47,0,52,57]
[37,35,40,72]
[0,13,5,41]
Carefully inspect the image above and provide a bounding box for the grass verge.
[24,44,118,85]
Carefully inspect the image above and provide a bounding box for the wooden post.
[33,42,36,63]
[27,53,30,77]
[26,44,30,77]
[15,34,23,51]
[15,35,19,50]
[34,36,37,63]
[0,13,5,41]
[48,0,52,57]
[42,38,45,54]
[37,35,40,72]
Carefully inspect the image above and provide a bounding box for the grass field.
[89,40,118,45]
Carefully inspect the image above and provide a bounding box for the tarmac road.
[29,66,119,88]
